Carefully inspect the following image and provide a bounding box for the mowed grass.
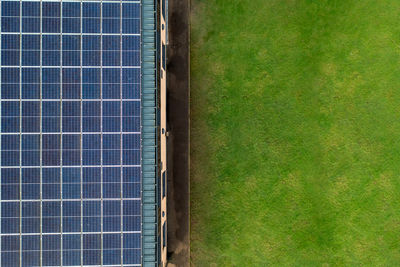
[190,0,400,266]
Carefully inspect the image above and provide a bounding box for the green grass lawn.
[190,0,400,265]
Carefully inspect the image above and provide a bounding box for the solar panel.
[0,1,142,266]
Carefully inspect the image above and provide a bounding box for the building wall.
[159,0,168,266]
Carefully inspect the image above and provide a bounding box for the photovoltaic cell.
[0,1,142,266]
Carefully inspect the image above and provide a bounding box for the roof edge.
[141,0,158,266]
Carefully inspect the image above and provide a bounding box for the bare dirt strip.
[166,0,190,266]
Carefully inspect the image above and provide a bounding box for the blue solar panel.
[0,0,142,266]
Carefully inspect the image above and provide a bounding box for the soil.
[166,0,190,266]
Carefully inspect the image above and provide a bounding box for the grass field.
[190,0,400,265]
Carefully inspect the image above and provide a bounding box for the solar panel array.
[0,0,142,266]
